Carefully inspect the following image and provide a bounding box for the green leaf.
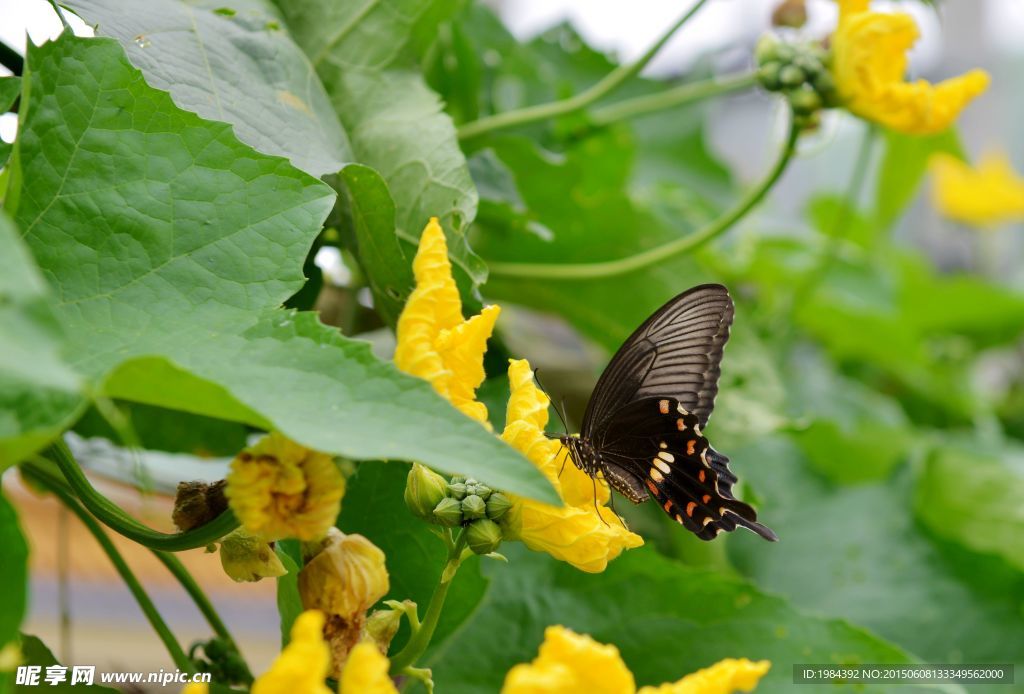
[336,164,413,326]
[276,0,486,292]
[0,211,84,468]
[10,34,556,503]
[63,0,352,176]
[275,545,303,647]
[0,76,19,111]
[807,194,878,248]
[426,545,934,694]
[0,490,28,650]
[915,445,1024,573]
[337,461,488,652]
[874,128,962,229]
[729,436,1024,674]
[14,635,119,692]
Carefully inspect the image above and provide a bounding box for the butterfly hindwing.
[594,397,776,541]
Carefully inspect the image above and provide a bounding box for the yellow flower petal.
[253,611,332,694]
[930,152,1024,228]
[338,642,398,694]
[832,2,989,134]
[395,217,500,425]
[637,658,771,694]
[501,626,635,694]
[225,432,344,542]
[500,359,643,573]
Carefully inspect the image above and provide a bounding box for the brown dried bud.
[172,479,227,531]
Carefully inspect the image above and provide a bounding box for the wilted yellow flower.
[930,152,1024,228]
[253,611,332,694]
[217,527,287,583]
[395,217,500,426]
[501,626,770,694]
[831,0,989,134]
[225,432,344,542]
[499,359,643,573]
[338,642,398,694]
[299,528,390,677]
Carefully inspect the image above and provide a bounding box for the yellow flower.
[502,626,635,694]
[930,152,1024,228]
[299,528,390,677]
[338,642,398,694]
[637,659,772,694]
[217,527,287,583]
[258,610,333,694]
[499,359,643,573]
[831,0,989,135]
[395,217,500,426]
[225,432,345,542]
[501,626,770,694]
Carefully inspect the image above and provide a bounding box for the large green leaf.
[915,445,1024,573]
[424,545,936,694]
[0,490,28,651]
[63,0,351,177]
[8,34,556,503]
[275,0,486,292]
[728,436,1024,682]
[0,211,84,467]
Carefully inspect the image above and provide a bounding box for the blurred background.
[3,0,1024,689]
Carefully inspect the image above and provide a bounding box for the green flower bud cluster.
[404,465,512,555]
[189,637,252,685]
[754,34,840,129]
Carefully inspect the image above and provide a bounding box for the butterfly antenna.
[533,368,571,434]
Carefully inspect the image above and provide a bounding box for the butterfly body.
[563,284,776,542]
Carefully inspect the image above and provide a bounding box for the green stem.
[388,532,468,673]
[152,551,239,651]
[44,439,239,551]
[456,0,710,140]
[590,72,757,126]
[790,124,876,307]
[21,463,195,672]
[487,112,802,280]
[45,0,72,31]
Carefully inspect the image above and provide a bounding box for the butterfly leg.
[605,488,629,530]
[591,475,610,527]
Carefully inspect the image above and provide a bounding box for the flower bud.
[779,65,805,88]
[433,497,464,527]
[472,484,492,500]
[485,492,513,520]
[757,62,782,91]
[447,481,468,500]
[754,34,781,66]
[461,494,486,520]
[449,475,466,485]
[363,605,405,652]
[811,70,839,106]
[789,86,822,115]
[772,0,807,29]
[465,519,502,555]
[217,528,286,583]
[404,463,448,521]
[172,480,227,532]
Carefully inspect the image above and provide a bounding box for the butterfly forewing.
[594,397,776,541]
[581,284,734,437]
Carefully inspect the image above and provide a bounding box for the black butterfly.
[559,284,777,541]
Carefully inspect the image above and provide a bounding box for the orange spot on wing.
[646,479,659,496]
[663,499,673,513]
[698,469,706,483]
[686,501,697,517]
[659,399,670,414]
[686,440,696,456]
[702,494,711,503]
